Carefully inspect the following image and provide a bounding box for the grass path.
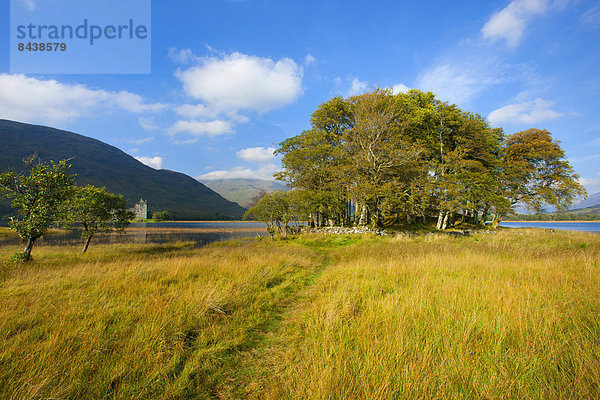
[1,230,599,399]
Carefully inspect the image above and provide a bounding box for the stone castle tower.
[133,199,148,219]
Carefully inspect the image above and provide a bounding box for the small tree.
[0,157,74,261]
[67,185,134,253]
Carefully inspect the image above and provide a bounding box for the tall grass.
[0,240,321,399]
[250,229,600,399]
[0,229,599,399]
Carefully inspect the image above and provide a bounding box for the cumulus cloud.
[0,74,165,125]
[236,146,277,163]
[197,163,279,181]
[346,78,368,96]
[167,120,234,137]
[391,83,411,94]
[482,0,550,47]
[175,52,303,114]
[174,103,218,119]
[488,98,562,125]
[135,156,163,169]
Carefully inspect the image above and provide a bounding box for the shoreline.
[503,220,600,223]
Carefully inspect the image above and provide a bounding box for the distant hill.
[512,191,600,215]
[200,178,287,208]
[0,120,245,220]
[567,204,600,216]
[571,192,600,210]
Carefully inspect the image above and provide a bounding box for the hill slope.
[571,192,600,210]
[0,120,245,220]
[200,178,287,208]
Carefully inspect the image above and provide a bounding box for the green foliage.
[65,185,134,252]
[276,89,585,229]
[152,210,170,221]
[9,251,31,263]
[245,190,307,237]
[501,128,587,214]
[0,156,75,261]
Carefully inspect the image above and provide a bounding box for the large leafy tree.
[66,185,134,252]
[276,90,584,230]
[0,157,74,261]
[495,128,586,223]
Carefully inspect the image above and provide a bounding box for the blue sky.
[1,0,599,195]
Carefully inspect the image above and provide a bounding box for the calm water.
[499,221,600,233]
[0,222,269,248]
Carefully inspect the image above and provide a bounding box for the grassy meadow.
[0,228,599,399]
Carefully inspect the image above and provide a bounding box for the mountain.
[0,120,245,220]
[571,192,600,210]
[568,204,600,215]
[200,178,287,208]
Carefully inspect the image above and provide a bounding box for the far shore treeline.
[246,89,586,233]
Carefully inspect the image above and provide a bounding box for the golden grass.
[0,240,321,399]
[248,229,600,399]
[0,228,598,399]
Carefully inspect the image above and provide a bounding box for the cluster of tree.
[248,89,585,230]
[152,211,170,221]
[0,156,134,261]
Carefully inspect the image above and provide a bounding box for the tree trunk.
[491,214,501,229]
[82,235,93,253]
[23,237,36,261]
[436,211,444,230]
[358,205,368,226]
[441,212,450,230]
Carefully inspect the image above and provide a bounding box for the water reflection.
[0,222,268,248]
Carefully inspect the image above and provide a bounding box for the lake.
[2,221,599,249]
[499,221,600,233]
[0,222,269,248]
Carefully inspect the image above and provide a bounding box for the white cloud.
[0,74,165,125]
[391,83,410,94]
[417,63,503,104]
[482,0,550,47]
[581,5,600,28]
[175,52,303,114]
[168,48,196,64]
[135,156,163,169]
[304,54,316,66]
[569,153,600,163]
[168,120,234,137]
[346,78,368,96]
[175,103,218,119]
[488,98,562,125]
[197,163,279,181]
[126,136,154,145]
[236,146,276,163]
[138,117,158,132]
[19,0,36,11]
[579,171,600,192]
